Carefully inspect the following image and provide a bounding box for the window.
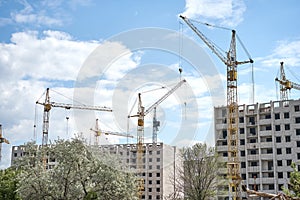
[249,117,255,124]
[278,184,284,190]
[149,151,152,155]
[241,151,245,156]
[149,158,152,162]
[250,150,257,155]
[297,141,300,147]
[149,195,152,199]
[240,128,245,134]
[288,172,291,178]
[285,124,290,130]
[285,136,291,142]
[156,165,160,170]
[157,150,160,155]
[297,129,300,135]
[250,138,256,143]
[14,153,17,157]
[266,114,271,119]
[298,153,300,159]
[266,125,272,130]
[287,160,292,166]
[149,173,152,177]
[296,117,300,124]
[222,130,227,139]
[286,148,292,154]
[275,113,280,119]
[149,165,152,170]
[156,195,160,200]
[149,180,152,184]
[277,148,282,155]
[284,112,290,118]
[239,117,244,123]
[223,152,228,157]
[250,161,258,166]
[156,188,160,192]
[267,148,273,154]
[276,137,281,143]
[241,162,246,168]
[157,158,160,162]
[242,174,246,180]
[149,188,152,192]
[250,128,256,134]
[295,105,300,112]
[269,184,275,190]
[156,173,160,177]
[275,125,281,131]
[266,137,272,142]
[156,180,160,184]
[240,139,245,145]
[277,160,282,166]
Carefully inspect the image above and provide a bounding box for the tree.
[0,167,20,199]
[15,138,139,200]
[283,162,300,198]
[167,143,226,200]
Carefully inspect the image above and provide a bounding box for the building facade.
[11,142,177,200]
[215,99,300,199]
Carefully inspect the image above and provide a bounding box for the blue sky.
[1,0,300,169]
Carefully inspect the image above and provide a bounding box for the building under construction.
[11,142,177,200]
[215,99,300,199]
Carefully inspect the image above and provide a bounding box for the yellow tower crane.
[0,124,10,161]
[129,79,186,199]
[180,15,253,200]
[90,118,134,145]
[275,61,300,101]
[36,88,113,147]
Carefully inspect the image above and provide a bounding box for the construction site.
[2,12,300,200]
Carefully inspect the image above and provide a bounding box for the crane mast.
[129,79,186,199]
[275,61,300,101]
[180,15,253,200]
[152,107,160,144]
[36,88,112,146]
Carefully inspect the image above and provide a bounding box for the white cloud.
[181,0,246,27]
[259,39,300,67]
[0,30,143,169]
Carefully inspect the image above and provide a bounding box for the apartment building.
[11,142,177,200]
[215,99,300,199]
[97,143,176,200]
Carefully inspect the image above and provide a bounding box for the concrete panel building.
[11,142,177,200]
[215,99,300,199]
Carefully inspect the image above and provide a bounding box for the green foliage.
[0,167,20,199]
[283,162,300,198]
[15,138,138,200]
[170,143,226,200]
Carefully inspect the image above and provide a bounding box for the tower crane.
[129,79,186,199]
[180,15,253,200]
[0,124,10,161]
[90,118,134,145]
[36,88,112,146]
[275,61,300,101]
[152,107,160,144]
